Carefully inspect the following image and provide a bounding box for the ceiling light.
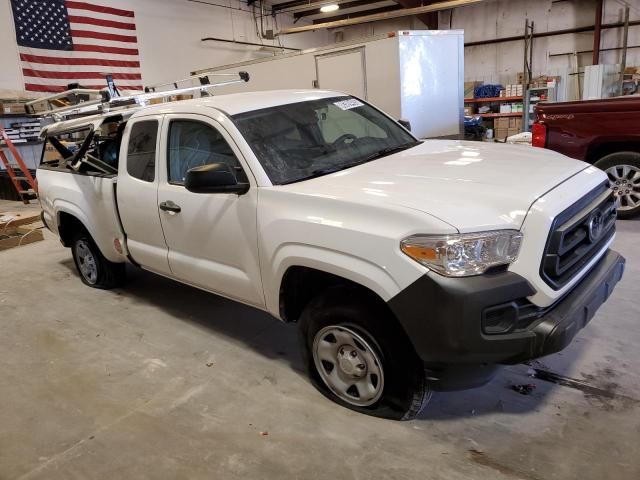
[320,4,340,13]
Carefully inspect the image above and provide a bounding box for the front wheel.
[71,231,125,289]
[595,151,640,219]
[299,288,431,420]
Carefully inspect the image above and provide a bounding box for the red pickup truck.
[533,96,640,218]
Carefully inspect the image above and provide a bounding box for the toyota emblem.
[588,209,604,242]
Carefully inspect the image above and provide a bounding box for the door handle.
[159,200,181,214]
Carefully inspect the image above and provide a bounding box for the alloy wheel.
[606,164,640,211]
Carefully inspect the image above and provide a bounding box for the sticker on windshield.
[333,99,364,110]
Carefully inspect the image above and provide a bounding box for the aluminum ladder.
[0,126,37,204]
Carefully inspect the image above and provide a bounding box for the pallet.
[0,210,41,230]
[0,223,44,251]
[0,210,44,251]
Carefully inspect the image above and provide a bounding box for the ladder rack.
[26,71,250,121]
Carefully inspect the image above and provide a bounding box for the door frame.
[314,47,368,100]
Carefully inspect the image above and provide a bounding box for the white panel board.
[399,32,463,138]
[315,48,367,98]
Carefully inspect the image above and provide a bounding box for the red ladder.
[0,126,37,204]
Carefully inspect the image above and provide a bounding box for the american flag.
[10,0,143,93]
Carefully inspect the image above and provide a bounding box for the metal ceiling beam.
[275,0,483,35]
[312,4,402,23]
[464,19,640,47]
[393,0,439,29]
[272,0,376,13]
[294,0,385,19]
[271,0,317,12]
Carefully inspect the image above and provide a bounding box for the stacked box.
[504,84,524,97]
[495,117,510,129]
[0,102,27,114]
[509,117,523,129]
[495,128,508,140]
[494,117,510,139]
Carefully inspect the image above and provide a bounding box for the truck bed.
[38,167,126,263]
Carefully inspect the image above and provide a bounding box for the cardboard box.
[464,106,475,116]
[507,127,520,138]
[494,117,510,129]
[464,81,482,99]
[43,143,59,162]
[495,128,508,140]
[1,102,27,114]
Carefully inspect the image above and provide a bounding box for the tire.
[594,151,640,219]
[298,287,431,420]
[71,230,125,289]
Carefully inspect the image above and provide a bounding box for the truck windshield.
[232,96,418,185]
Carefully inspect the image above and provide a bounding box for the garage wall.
[0,0,328,92]
[336,0,639,100]
[443,0,639,81]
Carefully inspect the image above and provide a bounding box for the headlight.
[400,230,522,277]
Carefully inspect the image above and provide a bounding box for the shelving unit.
[523,86,556,131]
[464,96,523,103]
[0,113,44,200]
[464,95,525,136]
[477,112,523,118]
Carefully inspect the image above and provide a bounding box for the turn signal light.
[531,122,547,148]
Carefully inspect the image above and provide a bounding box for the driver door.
[157,114,265,307]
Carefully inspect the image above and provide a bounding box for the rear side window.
[127,120,158,182]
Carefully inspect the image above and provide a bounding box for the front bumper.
[388,250,625,368]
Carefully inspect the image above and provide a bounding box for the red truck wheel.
[595,152,640,219]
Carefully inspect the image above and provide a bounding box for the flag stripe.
[18,46,140,61]
[66,8,135,24]
[65,1,135,18]
[67,15,136,30]
[70,29,138,43]
[25,83,142,92]
[20,53,140,68]
[23,76,143,87]
[68,36,140,49]
[73,43,139,56]
[23,64,140,74]
[23,68,141,80]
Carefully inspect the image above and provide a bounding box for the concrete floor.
[1,201,639,480]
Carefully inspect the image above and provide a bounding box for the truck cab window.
[167,120,245,185]
[127,120,158,182]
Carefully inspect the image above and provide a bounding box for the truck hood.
[278,140,588,232]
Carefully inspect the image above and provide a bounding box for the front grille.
[540,182,616,290]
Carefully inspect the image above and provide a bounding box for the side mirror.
[398,119,412,131]
[185,162,249,194]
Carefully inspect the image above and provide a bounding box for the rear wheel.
[595,152,640,219]
[299,288,431,420]
[71,231,125,289]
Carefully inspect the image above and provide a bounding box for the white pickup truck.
[38,90,625,420]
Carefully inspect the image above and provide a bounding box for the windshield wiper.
[280,141,422,185]
[361,141,422,163]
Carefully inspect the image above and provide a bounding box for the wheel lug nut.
[357,364,365,369]
[350,351,358,358]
